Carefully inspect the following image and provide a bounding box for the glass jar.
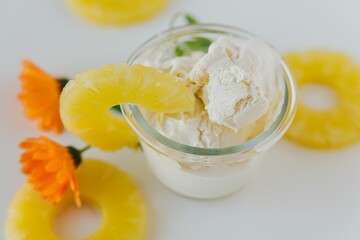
[122,24,297,199]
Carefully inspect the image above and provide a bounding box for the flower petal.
[19,60,64,134]
[19,136,81,206]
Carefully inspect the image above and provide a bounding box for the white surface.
[1,0,360,239]
[300,84,339,110]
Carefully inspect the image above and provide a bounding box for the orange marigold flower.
[19,60,66,134]
[19,136,82,207]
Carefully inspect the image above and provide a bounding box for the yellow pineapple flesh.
[66,0,169,26]
[285,50,360,148]
[60,64,195,151]
[6,160,147,240]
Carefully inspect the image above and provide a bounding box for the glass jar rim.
[122,23,297,156]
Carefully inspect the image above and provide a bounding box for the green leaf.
[185,14,198,25]
[175,37,212,56]
[111,105,123,115]
[171,13,213,56]
[175,46,185,56]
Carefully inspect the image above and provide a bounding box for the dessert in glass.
[122,24,297,199]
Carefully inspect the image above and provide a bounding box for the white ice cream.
[143,36,283,148]
[190,37,281,131]
[137,36,284,199]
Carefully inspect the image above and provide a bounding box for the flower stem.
[79,145,91,153]
[67,145,91,168]
[57,78,70,91]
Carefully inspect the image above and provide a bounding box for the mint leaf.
[111,105,123,115]
[175,46,185,56]
[171,13,213,56]
[175,37,212,56]
[185,14,198,25]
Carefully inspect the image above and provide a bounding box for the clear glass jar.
[122,24,297,199]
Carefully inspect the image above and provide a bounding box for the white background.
[1,0,360,239]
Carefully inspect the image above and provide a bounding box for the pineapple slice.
[60,64,195,151]
[6,160,146,240]
[285,50,360,148]
[66,0,169,26]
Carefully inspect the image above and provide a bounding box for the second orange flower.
[18,60,67,134]
[19,136,82,207]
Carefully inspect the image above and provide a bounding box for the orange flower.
[19,136,82,207]
[19,60,65,134]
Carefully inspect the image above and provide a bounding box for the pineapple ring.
[66,0,169,26]
[285,50,360,148]
[60,64,195,151]
[6,160,147,240]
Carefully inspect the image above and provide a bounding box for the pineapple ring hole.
[53,202,102,239]
[299,83,339,110]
